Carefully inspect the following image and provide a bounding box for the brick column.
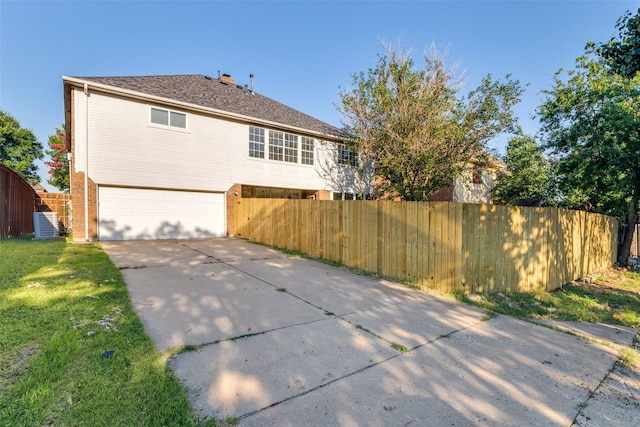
[70,170,98,242]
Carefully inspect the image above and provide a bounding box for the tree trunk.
[618,195,638,266]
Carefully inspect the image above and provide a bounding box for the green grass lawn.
[0,236,208,426]
[458,269,640,329]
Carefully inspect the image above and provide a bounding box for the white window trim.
[149,106,188,130]
[249,126,265,159]
[337,143,358,167]
[248,125,315,167]
[284,133,298,163]
[301,136,314,165]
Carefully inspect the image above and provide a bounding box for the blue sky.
[1,0,637,190]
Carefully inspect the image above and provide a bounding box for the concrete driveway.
[102,238,637,426]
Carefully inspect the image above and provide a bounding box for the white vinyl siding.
[98,187,225,240]
[76,90,369,194]
[72,88,88,174]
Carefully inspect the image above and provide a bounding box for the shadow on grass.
[0,236,214,426]
[457,272,640,330]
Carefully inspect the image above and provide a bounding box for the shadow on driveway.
[101,238,637,426]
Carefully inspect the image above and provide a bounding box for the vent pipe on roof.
[250,74,254,92]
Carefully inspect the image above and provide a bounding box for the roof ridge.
[73,73,205,79]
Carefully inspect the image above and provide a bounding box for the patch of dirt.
[0,343,42,391]
[579,267,640,293]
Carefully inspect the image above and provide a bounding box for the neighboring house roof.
[65,74,343,139]
[485,155,507,171]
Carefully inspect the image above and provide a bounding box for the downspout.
[84,83,89,242]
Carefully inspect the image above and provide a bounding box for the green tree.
[44,125,69,191]
[599,8,640,78]
[0,110,43,184]
[492,127,554,206]
[538,48,640,265]
[338,43,523,201]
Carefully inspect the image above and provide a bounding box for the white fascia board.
[62,76,344,142]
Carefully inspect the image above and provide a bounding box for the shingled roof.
[70,74,343,138]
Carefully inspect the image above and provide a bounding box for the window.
[284,134,298,163]
[248,126,314,166]
[150,108,168,125]
[301,137,314,165]
[332,192,358,200]
[269,130,284,161]
[472,168,482,185]
[170,111,186,128]
[249,126,265,158]
[338,143,357,166]
[150,107,186,129]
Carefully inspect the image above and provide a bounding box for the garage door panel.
[98,187,225,240]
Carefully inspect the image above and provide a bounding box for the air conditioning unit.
[33,212,60,238]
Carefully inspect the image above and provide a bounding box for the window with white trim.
[150,107,187,129]
[248,126,315,166]
[301,137,314,165]
[284,134,298,163]
[269,130,284,161]
[249,126,265,158]
[338,143,357,166]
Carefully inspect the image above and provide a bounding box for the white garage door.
[98,187,225,240]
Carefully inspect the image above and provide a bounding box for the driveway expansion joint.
[570,357,620,426]
[237,317,485,422]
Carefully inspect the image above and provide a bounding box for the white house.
[63,73,370,242]
[451,159,504,204]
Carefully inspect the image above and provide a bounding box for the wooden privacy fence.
[0,163,35,240]
[234,199,618,294]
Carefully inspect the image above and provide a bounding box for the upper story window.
[338,143,357,166]
[269,130,284,161]
[249,126,265,158]
[472,168,482,185]
[150,107,187,129]
[249,126,315,166]
[284,134,298,163]
[301,137,314,165]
